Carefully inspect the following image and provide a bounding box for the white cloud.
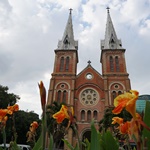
[139,19,150,36]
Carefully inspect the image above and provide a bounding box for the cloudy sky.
[0,0,150,116]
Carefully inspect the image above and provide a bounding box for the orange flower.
[52,105,70,124]
[129,118,140,140]
[112,117,130,134]
[38,81,46,111]
[1,116,8,126]
[0,109,8,122]
[112,90,139,119]
[31,121,39,129]
[29,121,38,133]
[112,115,142,140]
[7,104,19,113]
[112,117,123,125]
[0,109,10,130]
[66,106,75,128]
[119,121,130,134]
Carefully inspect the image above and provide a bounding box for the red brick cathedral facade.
[47,9,131,149]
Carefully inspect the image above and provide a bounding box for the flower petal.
[112,90,139,118]
[38,81,46,111]
[53,111,66,123]
[112,102,126,114]
[52,105,70,124]
[119,122,130,134]
[112,117,123,124]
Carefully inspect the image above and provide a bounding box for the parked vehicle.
[18,144,31,150]
[0,144,31,150]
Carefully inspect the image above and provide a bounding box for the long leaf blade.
[142,101,150,149]
[90,120,101,150]
[32,134,42,150]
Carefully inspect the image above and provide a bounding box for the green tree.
[99,108,115,132]
[15,110,41,144]
[0,110,41,145]
[0,85,20,108]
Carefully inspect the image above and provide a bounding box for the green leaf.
[12,142,21,150]
[49,134,53,150]
[142,101,150,149]
[63,139,75,150]
[2,127,6,150]
[42,112,47,150]
[32,134,42,150]
[74,144,80,150]
[90,120,101,150]
[83,138,90,150]
[103,131,119,150]
[33,111,47,150]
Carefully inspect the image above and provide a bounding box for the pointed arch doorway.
[82,130,91,149]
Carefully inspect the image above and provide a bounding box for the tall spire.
[57,9,78,50]
[101,7,123,49]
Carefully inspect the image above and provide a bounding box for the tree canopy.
[0,85,20,108]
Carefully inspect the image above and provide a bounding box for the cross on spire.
[88,60,91,65]
[106,6,110,13]
[69,8,73,14]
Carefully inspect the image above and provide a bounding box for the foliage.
[63,120,119,150]
[99,107,132,132]
[2,82,150,150]
[0,84,41,150]
[15,110,41,144]
[62,90,150,150]
[0,85,20,109]
[100,130,119,150]
[46,101,68,147]
[111,90,150,150]
[0,110,41,144]
[142,101,150,149]
[46,101,62,135]
[0,104,19,149]
[90,120,101,150]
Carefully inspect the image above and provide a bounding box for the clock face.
[80,89,99,106]
[86,73,93,79]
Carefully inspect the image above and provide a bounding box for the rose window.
[80,89,99,106]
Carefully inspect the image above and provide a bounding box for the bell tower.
[47,9,78,106]
[100,8,131,107]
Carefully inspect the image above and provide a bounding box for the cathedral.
[47,8,131,149]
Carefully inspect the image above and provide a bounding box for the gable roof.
[76,62,103,79]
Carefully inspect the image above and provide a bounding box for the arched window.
[118,91,122,95]
[60,57,64,71]
[57,90,61,103]
[87,110,91,122]
[65,57,69,71]
[112,91,117,101]
[110,56,114,72]
[93,110,97,120]
[115,56,120,72]
[62,90,67,103]
[81,110,85,120]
